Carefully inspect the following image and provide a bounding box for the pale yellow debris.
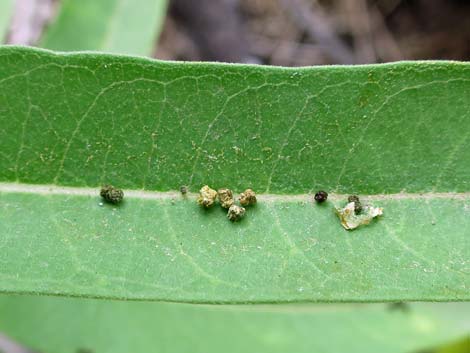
[335,202,383,230]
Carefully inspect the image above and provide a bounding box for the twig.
[369,4,403,61]
[248,34,327,66]
[7,0,56,46]
[342,0,377,63]
[170,0,253,63]
[0,333,39,353]
[278,0,355,64]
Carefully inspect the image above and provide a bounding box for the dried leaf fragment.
[335,202,383,230]
[197,185,217,208]
[239,189,257,206]
[227,204,246,222]
[218,188,234,209]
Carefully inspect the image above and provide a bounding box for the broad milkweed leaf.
[40,0,168,56]
[0,295,468,353]
[0,46,469,302]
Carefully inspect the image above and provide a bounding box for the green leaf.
[434,337,470,353]
[40,0,168,56]
[0,46,469,302]
[0,295,468,353]
[0,0,14,43]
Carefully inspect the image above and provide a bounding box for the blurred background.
[0,1,469,352]
[2,0,469,65]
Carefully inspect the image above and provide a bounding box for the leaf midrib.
[1,182,469,201]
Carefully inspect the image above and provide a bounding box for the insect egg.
[314,190,328,203]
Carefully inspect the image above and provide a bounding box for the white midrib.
[0,182,469,201]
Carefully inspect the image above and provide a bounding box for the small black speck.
[180,185,188,195]
[314,190,328,203]
[100,185,124,204]
[76,349,94,353]
[388,302,410,313]
[348,195,362,214]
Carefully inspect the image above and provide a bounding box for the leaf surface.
[0,295,469,353]
[0,46,469,302]
[40,0,168,55]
